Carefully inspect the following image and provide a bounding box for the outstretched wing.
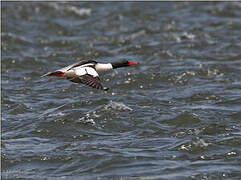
[57,60,97,72]
[68,66,108,91]
[41,60,97,77]
[69,75,105,90]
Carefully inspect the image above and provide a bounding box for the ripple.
[104,101,133,111]
[2,32,33,44]
[3,1,241,179]
[66,6,92,17]
[163,112,201,126]
[200,123,228,135]
[177,137,210,153]
[217,137,241,147]
[78,101,133,129]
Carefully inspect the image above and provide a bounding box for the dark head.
[111,60,138,69]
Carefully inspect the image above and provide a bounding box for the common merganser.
[42,60,138,91]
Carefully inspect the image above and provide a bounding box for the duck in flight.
[42,60,138,91]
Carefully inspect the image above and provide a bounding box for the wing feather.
[68,66,108,91]
[55,60,97,73]
[70,74,104,90]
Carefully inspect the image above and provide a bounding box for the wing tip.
[41,72,51,77]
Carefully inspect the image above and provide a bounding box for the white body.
[64,63,113,78]
[74,66,99,77]
[95,63,113,72]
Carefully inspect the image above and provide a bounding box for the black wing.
[68,74,108,91]
[41,60,97,77]
[68,60,97,71]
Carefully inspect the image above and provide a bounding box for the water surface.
[2,2,241,179]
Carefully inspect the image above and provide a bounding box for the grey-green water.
[2,2,241,180]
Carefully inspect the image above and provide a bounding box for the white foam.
[104,101,133,111]
[68,6,91,16]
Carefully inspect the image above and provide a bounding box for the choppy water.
[2,2,241,180]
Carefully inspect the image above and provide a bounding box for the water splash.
[104,101,133,111]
